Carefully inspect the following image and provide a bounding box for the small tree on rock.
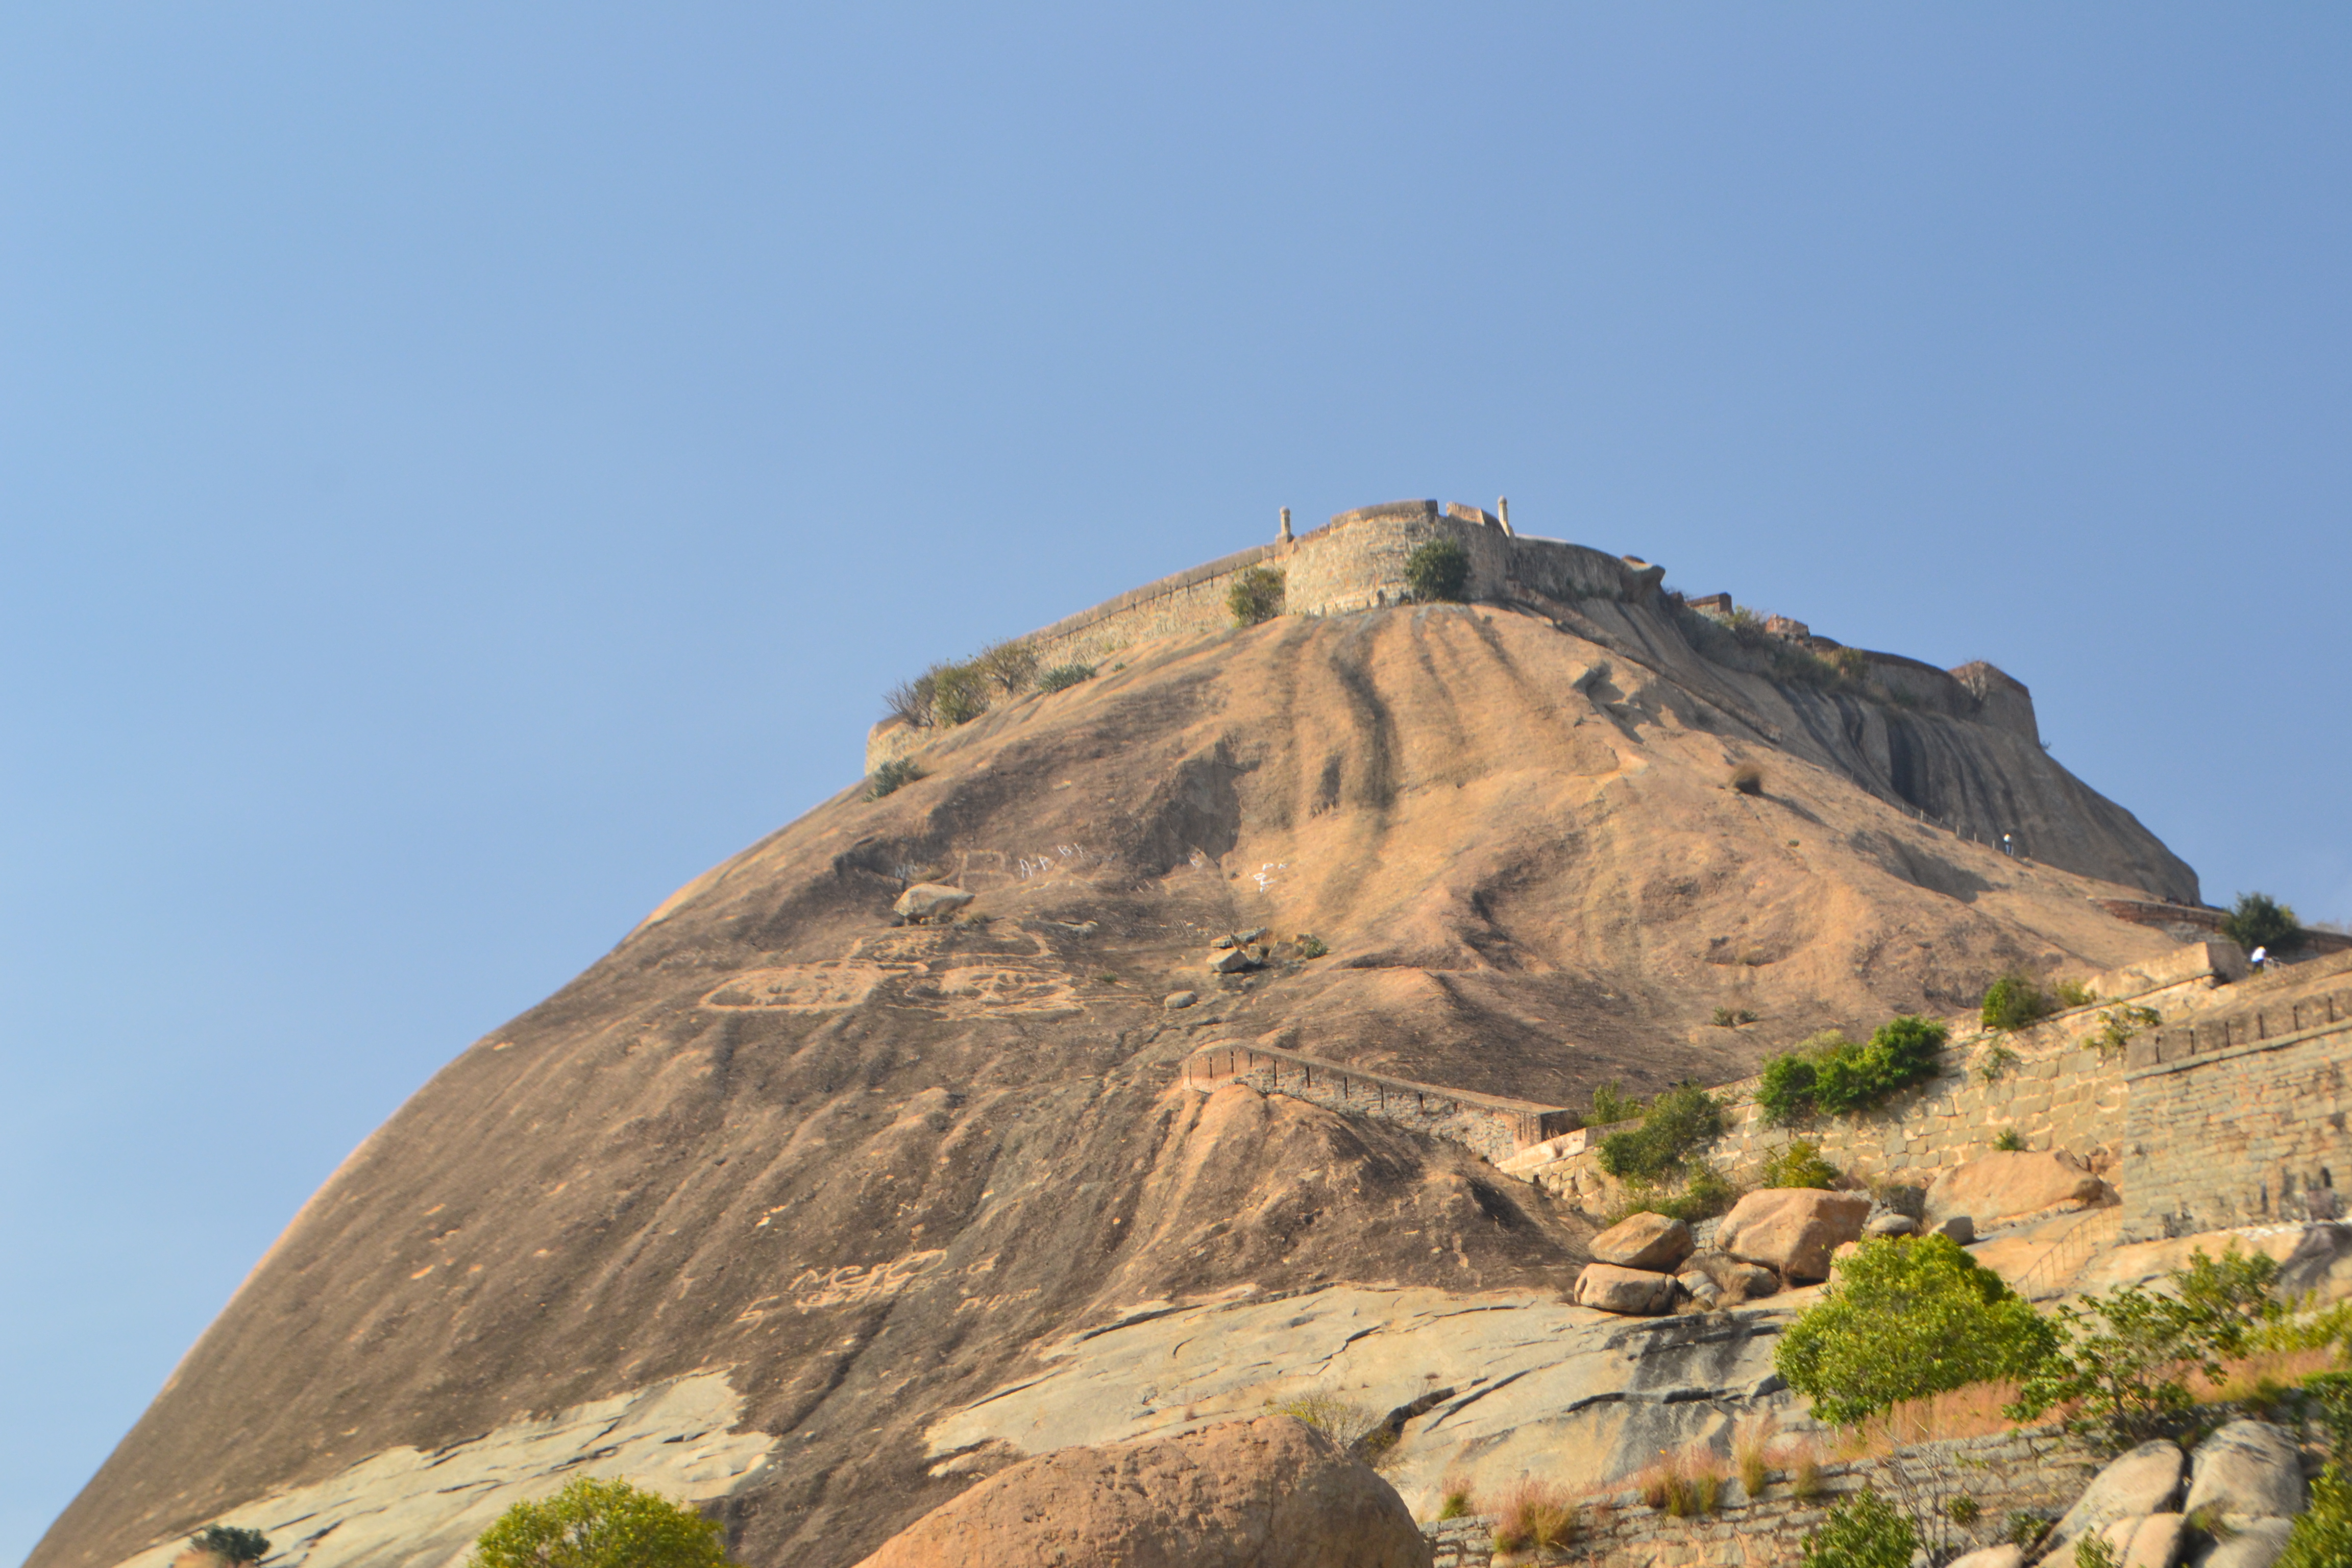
[189,1527,271,1566]
[469,1478,733,1568]
[2222,891,2302,954]
[1403,539,1469,603]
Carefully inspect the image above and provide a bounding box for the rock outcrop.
[31,598,2206,1568]
[1586,1213,1694,1272]
[1925,1150,2111,1230]
[850,1416,1431,1568]
[1573,1263,1678,1315]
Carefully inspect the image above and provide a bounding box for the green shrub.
[1756,1017,1948,1123]
[884,669,938,727]
[2223,891,2304,954]
[1993,1127,2025,1153]
[1228,565,1287,626]
[1612,1162,1738,1224]
[1295,934,1329,959]
[1589,1081,1644,1125]
[1801,1488,1917,1568]
[1403,538,1470,602]
[2007,1243,2282,1446]
[2075,1533,2122,1568]
[1598,1082,1725,1182]
[1437,1488,1473,1520]
[1981,970,2057,1032]
[1777,1234,2057,1425]
[2051,977,2098,1009]
[867,757,925,799]
[1762,1140,1841,1190]
[1036,662,1096,694]
[1947,1496,1981,1527]
[2089,1004,2162,1059]
[468,1478,732,1568]
[930,661,990,725]
[2279,1464,2352,1568]
[1712,1006,1758,1027]
[191,1528,271,1567]
[975,639,1039,694]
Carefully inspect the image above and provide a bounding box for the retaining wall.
[2122,954,2352,1241]
[1505,945,2249,1217]
[1182,1042,1578,1166]
[1423,1428,2097,1568]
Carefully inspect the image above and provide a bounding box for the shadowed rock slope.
[35,602,2194,1568]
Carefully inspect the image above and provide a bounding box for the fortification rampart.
[2121,953,2352,1240]
[1181,1041,1578,1166]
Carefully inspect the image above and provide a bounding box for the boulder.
[2047,1441,2186,1558]
[2096,1513,2186,1568]
[850,1415,1433,1568]
[1949,1547,2024,1568]
[1725,1261,1779,1298]
[1589,1212,1696,1272]
[894,883,974,921]
[1867,1212,1920,1237]
[1925,1150,2110,1228]
[2183,1421,2306,1521]
[1716,1189,1873,1282]
[1209,947,1268,975]
[2191,1516,2294,1568]
[1574,1263,1679,1315]
[1164,991,1198,1010]
[1934,1215,1977,1245]
[1675,1270,1723,1309]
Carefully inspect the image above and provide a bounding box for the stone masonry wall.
[2121,952,2352,1241]
[1182,1042,1578,1167]
[1423,1428,2097,1568]
[1507,944,2250,1215]
[866,502,1662,772]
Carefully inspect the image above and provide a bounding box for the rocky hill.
[31,534,2215,1568]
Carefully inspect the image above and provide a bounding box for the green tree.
[2283,1372,2352,1568]
[1227,566,1287,626]
[1403,538,1469,602]
[1981,971,2056,1032]
[190,1527,271,1566]
[1756,1017,1948,1123]
[1597,1082,1724,1182]
[2006,1244,2281,1447]
[2222,891,2302,954]
[1776,1235,2056,1425]
[468,1479,733,1568]
[1801,1488,1917,1568]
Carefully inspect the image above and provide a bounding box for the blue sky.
[3,6,2347,1559]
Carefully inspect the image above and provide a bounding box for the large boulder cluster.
[1573,1190,1877,1316]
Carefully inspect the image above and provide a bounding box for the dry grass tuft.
[1830,1379,2026,1460]
[1634,1443,1727,1517]
[1733,1413,1776,1498]
[1491,1477,1580,1554]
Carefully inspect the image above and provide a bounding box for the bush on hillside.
[1981,970,2060,1032]
[2223,891,2303,954]
[975,639,1039,694]
[1597,1082,1725,1182]
[1228,566,1287,626]
[1589,1081,1644,1125]
[1611,1163,1738,1226]
[1730,763,1764,795]
[930,661,990,725]
[1761,1140,1841,1190]
[1036,662,1096,694]
[1801,1488,1917,1568]
[1403,538,1469,602]
[468,1478,732,1568]
[2007,1243,2282,1446]
[1756,1017,1948,1124]
[1776,1235,2055,1425]
[884,669,938,728]
[190,1528,271,1566]
[867,757,925,800]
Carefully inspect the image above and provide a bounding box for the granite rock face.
[2049,1442,2187,1558]
[852,1416,1432,1568]
[1925,1150,2110,1228]
[2183,1420,2306,1521]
